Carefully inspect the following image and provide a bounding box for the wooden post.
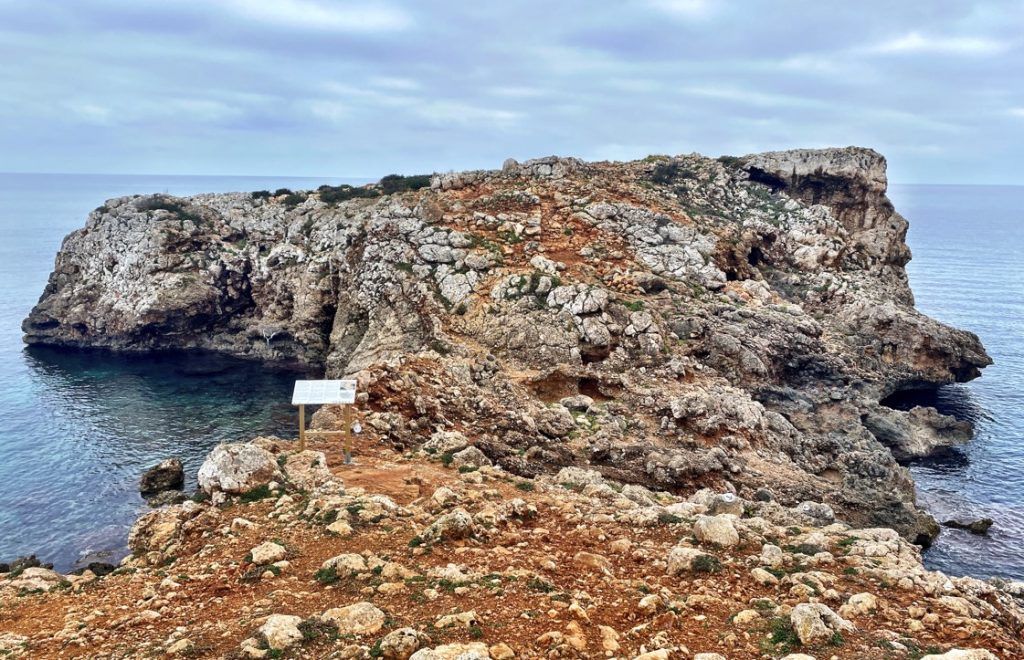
[298,403,306,452]
[342,404,354,464]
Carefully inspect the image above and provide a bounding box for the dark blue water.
[0,173,353,571]
[890,184,1024,580]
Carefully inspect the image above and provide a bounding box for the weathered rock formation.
[24,147,990,544]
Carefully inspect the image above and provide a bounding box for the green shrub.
[515,481,535,492]
[649,161,696,185]
[766,616,800,653]
[239,484,273,503]
[299,618,339,642]
[318,184,379,205]
[282,193,307,208]
[657,512,683,525]
[527,577,555,593]
[314,565,340,585]
[692,554,722,573]
[788,543,824,556]
[379,174,431,195]
[251,190,272,199]
[135,196,203,224]
[240,484,274,503]
[273,188,293,196]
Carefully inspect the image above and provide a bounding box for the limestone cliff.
[24,147,991,543]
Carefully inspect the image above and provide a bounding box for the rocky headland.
[6,147,1017,658]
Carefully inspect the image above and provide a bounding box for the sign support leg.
[298,403,306,452]
[343,404,353,464]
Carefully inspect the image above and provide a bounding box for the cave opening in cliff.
[579,376,615,402]
[747,245,765,267]
[879,388,941,411]
[879,384,981,426]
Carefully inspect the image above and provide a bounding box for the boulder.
[536,405,576,437]
[319,602,386,635]
[693,515,740,547]
[421,508,475,543]
[6,567,64,593]
[258,614,303,650]
[708,493,744,516]
[378,627,430,659]
[128,502,200,558]
[424,431,470,455]
[249,542,286,565]
[789,602,854,645]
[920,651,998,660]
[666,546,709,574]
[839,592,879,617]
[942,518,994,535]
[796,501,835,526]
[434,610,480,629]
[139,458,184,494]
[451,446,492,469]
[197,443,282,494]
[281,450,334,491]
[410,643,490,660]
[321,553,367,573]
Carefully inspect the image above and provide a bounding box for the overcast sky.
[1,1,1021,183]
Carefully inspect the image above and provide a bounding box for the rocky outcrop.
[139,458,184,494]
[24,149,991,543]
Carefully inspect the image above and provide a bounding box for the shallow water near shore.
[0,174,1021,577]
[891,183,1024,580]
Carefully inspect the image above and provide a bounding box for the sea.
[0,175,1020,579]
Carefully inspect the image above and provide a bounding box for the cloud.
[646,0,717,19]
[0,1,1021,183]
[868,31,1012,56]
[369,76,420,91]
[214,0,411,33]
[681,85,828,109]
[415,101,522,128]
[308,100,349,124]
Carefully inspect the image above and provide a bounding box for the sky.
[0,1,1022,183]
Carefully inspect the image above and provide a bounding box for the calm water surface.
[0,173,353,570]
[0,176,1020,578]
[891,184,1024,580]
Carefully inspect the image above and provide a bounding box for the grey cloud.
[0,0,1020,183]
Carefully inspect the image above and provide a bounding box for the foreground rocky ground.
[2,430,1022,659]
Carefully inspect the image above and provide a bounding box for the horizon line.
[0,170,1021,188]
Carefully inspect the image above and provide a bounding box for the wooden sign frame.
[292,380,357,456]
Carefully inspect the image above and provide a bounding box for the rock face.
[139,458,184,494]
[24,149,991,541]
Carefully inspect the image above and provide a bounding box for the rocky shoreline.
[22,147,991,545]
[8,147,1020,657]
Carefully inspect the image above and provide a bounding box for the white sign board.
[292,380,356,405]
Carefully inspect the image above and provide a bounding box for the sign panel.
[292,379,356,405]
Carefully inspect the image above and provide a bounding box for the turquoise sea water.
[0,175,1020,578]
